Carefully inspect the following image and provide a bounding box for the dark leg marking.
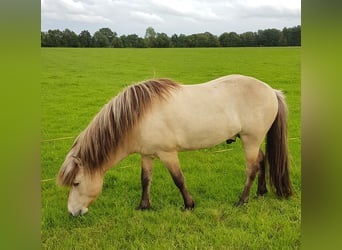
[256,150,268,196]
[235,139,262,207]
[158,151,194,210]
[235,166,258,206]
[170,171,195,210]
[138,156,154,210]
[236,149,267,206]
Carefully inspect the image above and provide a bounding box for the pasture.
[41,47,301,249]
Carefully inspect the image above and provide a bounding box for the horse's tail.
[266,90,293,197]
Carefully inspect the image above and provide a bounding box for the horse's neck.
[103,142,132,171]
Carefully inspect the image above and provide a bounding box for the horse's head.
[58,155,104,216]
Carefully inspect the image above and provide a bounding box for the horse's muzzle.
[68,206,88,217]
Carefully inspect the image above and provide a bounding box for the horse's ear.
[57,156,81,186]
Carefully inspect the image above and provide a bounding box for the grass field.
[41,47,301,249]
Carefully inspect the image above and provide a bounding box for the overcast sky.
[41,0,301,36]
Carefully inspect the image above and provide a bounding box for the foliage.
[78,30,92,48]
[144,26,157,48]
[41,26,301,48]
[41,47,301,249]
[219,32,242,47]
[120,34,145,48]
[92,31,110,48]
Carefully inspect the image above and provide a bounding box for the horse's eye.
[73,182,80,187]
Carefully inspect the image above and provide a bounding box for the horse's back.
[203,74,274,98]
[204,75,278,128]
[178,74,278,129]
[133,75,278,154]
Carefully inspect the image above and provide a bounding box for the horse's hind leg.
[236,135,263,206]
[158,151,195,210]
[138,155,154,210]
[256,150,268,196]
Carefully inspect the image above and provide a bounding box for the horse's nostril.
[68,207,81,217]
[68,207,88,216]
[70,210,80,217]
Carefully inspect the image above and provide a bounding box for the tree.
[41,32,48,47]
[170,34,178,47]
[171,34,190,48]
[282,25,301,46]
[41,29,63,47]
[92,31,110,47]
[78,30,92,47]
[145,27,156,47]
[121,34,145,48]
[154,33,170,48]
[257,29,281,46]
[219,32,241,47]
[112,36,123,48]
[99,28,115,45]
[40,25,301,48]
[239,32,257,47]
[206,32,219,47]
[186,34,197,47]
[62,29,79,47]
[190,32,219,47]
[91,28,119,47]
[279,31,288,46]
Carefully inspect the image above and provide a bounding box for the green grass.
[41,48,301,249]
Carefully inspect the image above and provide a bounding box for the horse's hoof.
[136,202,151,211]
[256,189,268,197]
[137,199,151,210]
[136,206,150,211]
[184,201,195,211]
[234,200,247,207]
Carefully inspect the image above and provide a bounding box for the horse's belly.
[174,116,240,150]
[136,108,240,153]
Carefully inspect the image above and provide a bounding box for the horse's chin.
[80,207,89,215]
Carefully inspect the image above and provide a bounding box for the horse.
[57,74,293,216]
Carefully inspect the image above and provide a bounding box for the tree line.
[41,26,300,48]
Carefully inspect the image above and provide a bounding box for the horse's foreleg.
[138,155,154,210]
[158,151,195,210]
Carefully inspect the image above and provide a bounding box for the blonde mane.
[58,79,180,186]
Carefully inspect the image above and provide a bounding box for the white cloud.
[67,14,113,24]
[149,0,221,21]
[130,11,164,24]
[41,0,301,35]
[238,4,300,19]
[41,0,113,24]
[241,0,300,9]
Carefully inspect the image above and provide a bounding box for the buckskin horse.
[58,75,293,216]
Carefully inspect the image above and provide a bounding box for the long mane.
[58,78,180,186]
